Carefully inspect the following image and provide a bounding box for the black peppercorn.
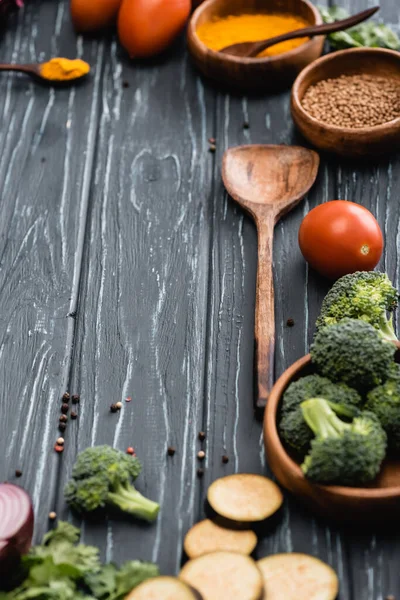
[61,403,69,414]
[15,469,22,477]
[198,431,206,441]
[287,318,295,327]
[71,411,78,420]
[167,446,176,457]
[62,392,70,401]
[197,468,204,478]
[72,394,80,404]
[222,455,229,464]
[110,404,118,413]
[59,414,68,423]
[59,423,67,432]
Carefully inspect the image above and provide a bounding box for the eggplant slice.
[125,576,202,599]
[179,551,264,600]
[258,553,339,600]
[207,474,283,522]
[184,519,257,559]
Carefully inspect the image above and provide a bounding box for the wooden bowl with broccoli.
[264,271,400,524]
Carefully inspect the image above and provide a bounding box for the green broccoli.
[301,398,387,485]
[311,318,396,392]
[316,271,398,342]
[366,376,400,452]
[65,446,160,522]
[281,374,363,414]
[279,374,362,456]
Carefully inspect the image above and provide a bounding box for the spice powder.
[196,13,310,57]
[302,74,400,129]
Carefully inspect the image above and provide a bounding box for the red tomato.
[299,201,383,279]
[70,0,122,32]
[118,0,191,58]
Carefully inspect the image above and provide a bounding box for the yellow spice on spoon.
[40,57,90,81]
[196,13,310,57]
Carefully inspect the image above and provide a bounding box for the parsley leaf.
[319,6,400,50]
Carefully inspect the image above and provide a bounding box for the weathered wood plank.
[0,1,103,541]
[56,39,216,573]
[201,89,352,597]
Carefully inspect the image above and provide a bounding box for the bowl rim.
[291,47,400,134]
[264,349,400,499]
[188,0,323,65]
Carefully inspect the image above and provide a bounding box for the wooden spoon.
[0,63,88,84]
[222,145,319,413]
[220,6,379,58]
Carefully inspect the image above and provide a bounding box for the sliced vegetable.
[258,553,339,600]
[118,0,191,58]
[207,474,283,523]
[179,552,263,600]
[299,201,383,279]
[126,576,202,599]
[184,519,257,559]
[0,484,33,580]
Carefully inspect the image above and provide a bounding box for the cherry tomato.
[299,201,383,279]
[71,0,122,32]
[118,0,191,58]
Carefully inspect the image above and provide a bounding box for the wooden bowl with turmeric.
[187,0,324,93]
[291,47,400,157]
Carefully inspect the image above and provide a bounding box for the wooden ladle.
[222,145,319,413]
[220,6,379,58]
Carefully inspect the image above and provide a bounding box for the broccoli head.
[301,398,387,485]
[316,271,398,342]
[281,374,362,414]
[311,318,396,392]
[65,446,160,522]
[279,375,362,456]
[366,376,400,452]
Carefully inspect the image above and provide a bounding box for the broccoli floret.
[279,375,362,456]
[280,401,357,457]
[65,446,160,522]
[316,271,398,342]
[301,398,387,485]
[366,377,400,452]
[281,374,363,414]
[311,318,395,392]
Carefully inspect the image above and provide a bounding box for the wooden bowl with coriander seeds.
[263,346,400,525]
[187,0,325,93]
[291,48,400,158]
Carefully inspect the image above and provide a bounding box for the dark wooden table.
[1,1,399,598]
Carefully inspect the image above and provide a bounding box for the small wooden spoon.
[0,63,88,84]
[222,145,319,413]
[220,6,379,58]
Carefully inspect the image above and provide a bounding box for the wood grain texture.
[0,0,103,542]
[1,0,400,597]
[55,37,216,573]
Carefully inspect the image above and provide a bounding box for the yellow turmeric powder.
[40,58,90,82]
[196,13,310,57]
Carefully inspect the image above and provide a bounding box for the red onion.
[0,483,34,578]
[0,0,23,21]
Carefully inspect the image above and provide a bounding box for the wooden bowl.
[187,0,324,93]
[264,348,400,524]
[291,48,400,158]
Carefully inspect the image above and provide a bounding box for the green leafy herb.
[4,522,158,599]
[85,561,160,600]
[319,6,400,50]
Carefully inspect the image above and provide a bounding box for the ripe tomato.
[70,0,121,33]
[118,0,191,58]
[299,201,383,279]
